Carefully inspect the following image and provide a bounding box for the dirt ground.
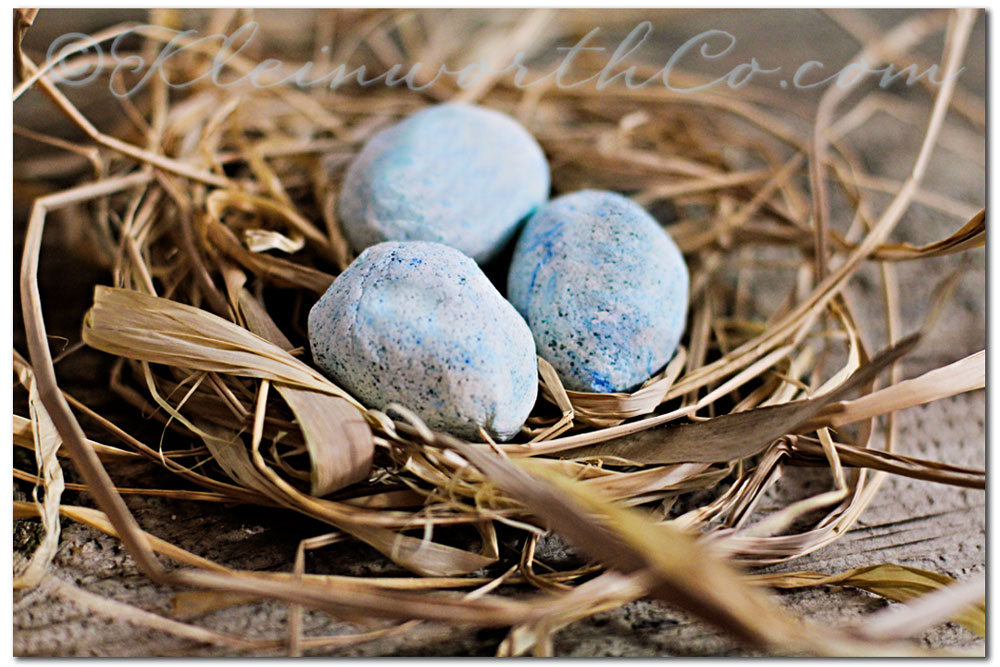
[13,9,985,657]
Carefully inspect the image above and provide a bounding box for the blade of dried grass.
[200,211,335,294]
[82,286,357,404]
[12,470,244,502]
[849,209,984,261]
[169,572,584,620]
[88,285,377,495]
[244,229,306,254]
[173,567,543,627]
[428,427,934,655]
[848,173,981,222]
[40,574,276,651]
[12,8,39,80]
[808,349,984,431]
[503,343,799,456]
[13,414,139,461]
[183,414,493,576]
[12,359,65,589]
[434,431,793,647]
[751,563,985,637]
[855,572,985,643]
[530,357,575,440]
[539,347,688,427]
[88,288,481,564]
[205,189,333,258]
[16,500,543,597]
[20,172,168,581]
[236,289,374,495]
[62,386,271,504]
[787,438,984,489]
[13,501,230,573]
[556,333,918,464]
[498,570,651,657]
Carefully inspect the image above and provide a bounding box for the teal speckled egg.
[507,190,689,393]
[338,103,550,265]
[308,241,538,441]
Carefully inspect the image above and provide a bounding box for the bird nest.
[14,8,985,656]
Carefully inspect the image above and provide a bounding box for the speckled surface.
[508,190,689,393]
[338,103,550,264]
[308,241,538,441]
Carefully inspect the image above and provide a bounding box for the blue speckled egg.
[338,103,550,264]
[308,241,538,441]
[507,190,689,393]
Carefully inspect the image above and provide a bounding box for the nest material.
[14,8,985,656]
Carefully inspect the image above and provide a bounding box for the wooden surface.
[13,9,985,657]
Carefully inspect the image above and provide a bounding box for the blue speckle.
[589,371,614,392]
[525,221,562,295]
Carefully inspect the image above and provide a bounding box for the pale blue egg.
[339,103,550,264]
[309,241,538,441]
[508,190,689,393]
